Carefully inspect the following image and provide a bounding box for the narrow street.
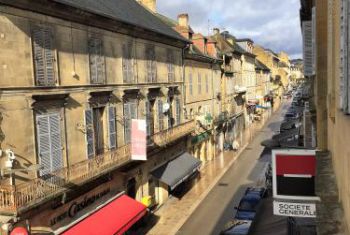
[176,102,289,235]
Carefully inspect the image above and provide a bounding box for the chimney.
[178,13,189,27]
[137,0,157,13]
[213,28,220,35]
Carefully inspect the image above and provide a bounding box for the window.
[158,100,164,131]
[32,26,56,86]
[189,73,193,95]
[146,45,157,83]
[89,37,106,84]
[85,107,106,158]
[205,74,209,93]
[108,106,117,149]
[124,100,138,144]
[167,49,175,82]
[198,74,202,94]
[167,97,173,128]
[36,112,63,176]
[122,42,135,83]
[175,98,181,125]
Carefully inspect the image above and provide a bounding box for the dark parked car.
[234,187,266,220]
[221,220,252,235]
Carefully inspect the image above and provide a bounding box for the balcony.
[0,144,131,214]
[0,121,196,214]
[152,120,196,146]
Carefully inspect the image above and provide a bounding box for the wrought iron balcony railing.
[0,120,196,214]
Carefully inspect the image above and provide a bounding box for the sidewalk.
[143,110,272,235]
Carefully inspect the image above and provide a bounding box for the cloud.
[157,0,302,59]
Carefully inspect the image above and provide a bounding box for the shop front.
[151,152,202,196]
[9,173,147,235]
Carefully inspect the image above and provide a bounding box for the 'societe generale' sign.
[273,201,316,218]
[272,149,318,201]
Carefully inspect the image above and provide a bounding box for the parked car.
[284,112,299,121]
[234,187,266,220]
[221,220,253,235]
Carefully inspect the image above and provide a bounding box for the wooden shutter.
[189,73,193,95]
[175,98,181,126]
[167,49,175,82]
[158,100,164,131]
[168,98,173,128]
[206,74,209,93]
[302,21,313,76]
[49,114,63,172]
[123,102,132,144]
[36,113,63,176]
[36,115,51,176]
[198,74,202,94]
[89,37,105,84]
[85,109,95,159]
[346,0,350,114]
[32,26,55,86]
[145,101,151,136]
[108,106,117,149]
[122,44,128,83]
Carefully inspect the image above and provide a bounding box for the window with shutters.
[175,98,181,126]
[32,26,56,86]
[146,45,157,83]
[158,100,164,131]
[167,49,175,82]
[122,42,135,84]
[108,106,117,149]
[36,113,63,176]
[198,73,202,94]
[124,100,138,144]
[89,37,106,84]
[189,73,193,95]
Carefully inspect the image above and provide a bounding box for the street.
[176,102,289,235]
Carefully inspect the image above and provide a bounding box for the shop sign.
[272,149,319,201]
[273,201,316,218]
[50,188,110,226]
[131,119,147,161]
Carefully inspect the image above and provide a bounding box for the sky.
[158,0,302,59]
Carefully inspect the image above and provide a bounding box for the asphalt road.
[176,103,289,235]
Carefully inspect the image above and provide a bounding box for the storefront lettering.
[50,188,110,226]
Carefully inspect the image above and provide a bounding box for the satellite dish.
[162,103,170,113]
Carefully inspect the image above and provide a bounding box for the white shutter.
[346,0,350,114]
[108,106,117,149]
[302,21,313,76]
[312,7,316,75]
[124,101,138,144]
[85,109,95,159]
[36,115,51,176]
[32,26,55,86]
[89,38,105,84]
[36,113,63,176]
[49,114,63,172]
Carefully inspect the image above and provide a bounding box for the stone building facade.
[0,0,201,233]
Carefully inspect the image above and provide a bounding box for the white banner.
[131,119,147,161]
[273,201,316,218]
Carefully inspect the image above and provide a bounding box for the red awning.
[62,195,147,235]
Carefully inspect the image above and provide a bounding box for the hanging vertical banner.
[131,119,147,161]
